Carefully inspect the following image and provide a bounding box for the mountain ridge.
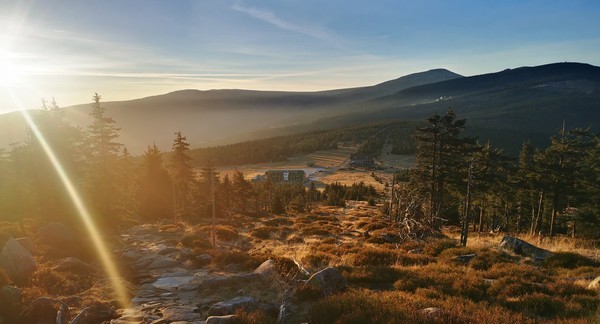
[1,62,598,154]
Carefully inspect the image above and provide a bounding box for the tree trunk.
[478,207,484,233]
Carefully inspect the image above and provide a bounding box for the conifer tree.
[138,143,173,220]
[170,131,194,219]
[85,93,125,226]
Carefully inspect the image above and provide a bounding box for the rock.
[419,307,443,317]
[36,222,80,256]
[153,275,195,290]
[195,254,213,266]
[15,237,34,254]
[304,267,348,296]
[52,257,95,274]
[453,254,477,263]
[201,273,265,290]
[277,290,298,324]
[147,256,180,270]
[499,236,553,260]
[155,306,201,322]
[0,237,37,282]
[588,276,600,291]
[0,285,21,322]
[206,314,237,324]
[17,297,63,324]
[254,259,277,276]
[208,297,260,316]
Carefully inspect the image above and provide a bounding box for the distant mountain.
[0,69,462,153]
[2,63,598,155]
[302,62,600,150]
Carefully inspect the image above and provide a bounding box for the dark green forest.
[396,108,600,244]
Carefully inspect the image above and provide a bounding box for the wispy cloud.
[231,2,333,40]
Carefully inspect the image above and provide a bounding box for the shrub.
[487,277,549,301]
[484,263,550,283]
[233,309,277,324]
[544,252,600,269]
[262,217,293,227]
[339,266,407,284]
[505,293,566,318]
[250,226,273,240]
[423,238,458,256]
[301,252,334,270]
[295,284,322,301]
[199,225,239,241]
[180,233,212,249]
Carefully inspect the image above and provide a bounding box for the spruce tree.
[138,143,173,220]
[170,131,194,219]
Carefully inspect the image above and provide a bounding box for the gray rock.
[208,296,260,316]
[500,236,553,260]
[453,254,477,263]
[588,276,600,291]
[304,267,347,296]
[0,237,37,282]
[52,257,95,274]
[206,315,237,324]
[195,254,213,266]
[419,307,443,317]
[147,256,180,270]
[17,297,64,324]
[15,237,34,254]
[254,259,277,276]
[201,273,265,290]
[0,285,21,308]
[153,275,195,290]
[157,306,201,322]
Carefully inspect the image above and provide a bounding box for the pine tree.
[412,108,475,227]
[85,93,124,227]
[137,143,173,220]
[170,131,194,219]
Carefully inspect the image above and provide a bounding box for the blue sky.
[1,0,599,113]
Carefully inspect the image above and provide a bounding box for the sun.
[0,50,24,86]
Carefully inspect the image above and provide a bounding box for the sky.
[1,0,599,114]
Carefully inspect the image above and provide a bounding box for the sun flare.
[0,50,24,87]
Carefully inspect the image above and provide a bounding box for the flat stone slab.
[153,275,195,290]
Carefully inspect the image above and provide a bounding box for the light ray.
[5,89,130,307]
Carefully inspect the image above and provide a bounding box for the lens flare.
[5,89,130,307]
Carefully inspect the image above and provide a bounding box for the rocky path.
[112,224,209,323]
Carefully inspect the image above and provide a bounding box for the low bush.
[301,252,334,270]
[250,226,274,239]
[544,252,600,269]
[423,238,458,256]
[484,263,550,283]
[338,266,407,284]
[199,225,239,241]
[505,293,566,318]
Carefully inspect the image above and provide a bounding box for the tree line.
[0,95,380,231]
[394,108,600,244]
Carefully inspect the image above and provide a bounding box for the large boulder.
[17,297,66,324]
[499,236,553,260]
[0,285,21,320]
[52,257,95,275]
[0,237,37,282]
[208,297,260,316]
[304,267,348,296]
[36,222,80,257]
